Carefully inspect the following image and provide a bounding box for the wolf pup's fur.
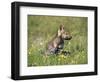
[45,24,72,55]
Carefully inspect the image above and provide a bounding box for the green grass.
[27,15,88,66]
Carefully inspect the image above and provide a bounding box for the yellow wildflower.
[58,58,61,61]
[59,54,66,59]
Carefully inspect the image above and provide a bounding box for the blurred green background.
[28,15,88,66]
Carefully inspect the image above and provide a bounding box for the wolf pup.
[45,24,72,55]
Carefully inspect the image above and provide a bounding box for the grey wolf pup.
[45,24,72,55]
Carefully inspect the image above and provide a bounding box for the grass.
[27,15,88,66]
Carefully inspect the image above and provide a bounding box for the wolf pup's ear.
[58,29,61,36]
[59,24,64,33]
[58,24,64,36]
[60,24,64,30]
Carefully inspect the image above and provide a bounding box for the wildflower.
[59,54,66,59]
[32,44,34,47]
[58,58,61,61]
[60,55,64,58]
[40,42,43,45]
[29,51,31,55]
[68,42,71,45]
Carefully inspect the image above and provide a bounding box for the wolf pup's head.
[58,24,72,40]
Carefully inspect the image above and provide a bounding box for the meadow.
[28,15,88,66]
